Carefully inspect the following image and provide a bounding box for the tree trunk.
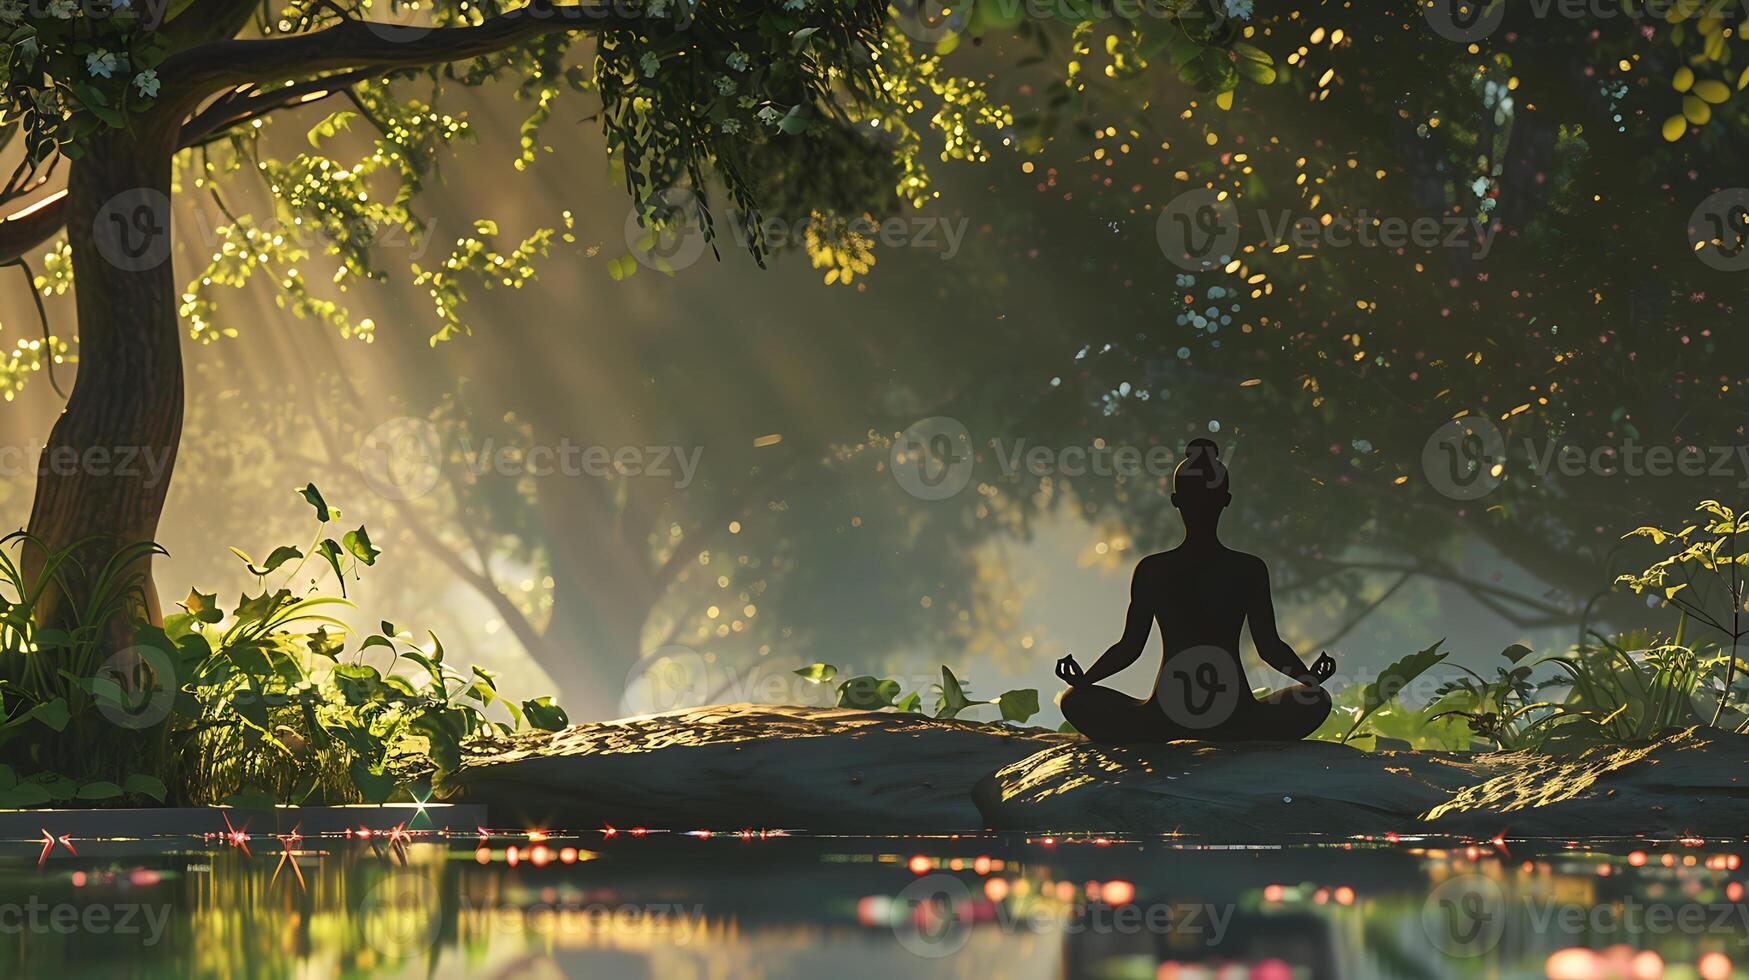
[528,457,668,718]
[23,128,182,643]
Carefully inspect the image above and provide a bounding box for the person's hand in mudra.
[1055,655,1087,687]
[1305,652,1337,687]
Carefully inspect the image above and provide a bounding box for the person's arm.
[1060,562,1155,687]
[1246,559,1335,686]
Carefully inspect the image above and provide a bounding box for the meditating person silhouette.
[1055,438,1336,743]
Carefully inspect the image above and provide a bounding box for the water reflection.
[1,830,1744,978]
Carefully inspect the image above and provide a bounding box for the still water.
[1,826,1744,978]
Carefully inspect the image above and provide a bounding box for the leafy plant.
[793,663,1040,724]
[1336,639,1449,745]
[1615,499,1747,725]
[0,483,568,808]
[0,533,171,806]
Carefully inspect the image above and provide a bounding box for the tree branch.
[0,70,370,264]
[160,5,644,101]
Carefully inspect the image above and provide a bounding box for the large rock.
[1422,726,1749,838]
[445,705,1749,839]
[972,738,1505,838]
[441,703,1070,832]
[976,726,1749,838]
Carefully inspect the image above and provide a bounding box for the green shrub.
[0,483,567,808]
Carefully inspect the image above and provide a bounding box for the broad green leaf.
[349,765,397,806]
[183,588,224,624]
[837,676,901,710]
[521,696,569,731]
[343,527,380,566]
[995,688,1040,723]
[1340,639,1448,745]
[1233,43,1277,85]
[793,663,838,683]
[248,546,303,577]
[76,781,123,800]
[30,697,69,732]
[0,782,50,807]
[123,773,168,802]
[297,483,337,522]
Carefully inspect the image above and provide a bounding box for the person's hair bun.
[1185,437,1221,460]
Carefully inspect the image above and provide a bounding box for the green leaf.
[1501,643,1534,664]
[183,588,224,624]
[306,109,356,146]
[306,626,346,659]
[248,546,303,577]
[346,759,395,805]
[1232,43,1277,85]
[995,688,1040,723]
[343,527,380,566]
[793,663,838,683]
[895,691,923,713]
[123,773,168,803]
[0,782,50,807]
[836,675,900,710]
[29,697,69,732]
[38,774,75,801]
[76,781,123,800]
[521,696,569,731]
[31,628,72,650]
[790,26,819,51]
[332,664,384,705]
[934,666,974,720]
[297,483,337,522]
[315,539,347,594]
[1340,639,1449,745]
